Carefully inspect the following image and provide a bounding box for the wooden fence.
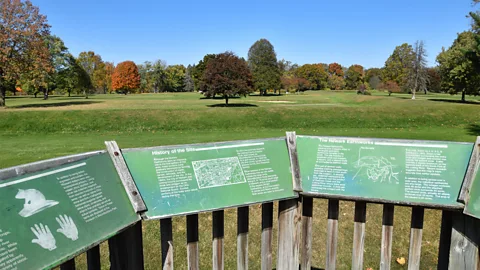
[54,195,480,270]
[3,137,480,270]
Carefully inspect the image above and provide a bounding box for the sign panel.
[0,153,139,270]
[464,167,480,218]
[297,136,473,207]
[122,138,297,219]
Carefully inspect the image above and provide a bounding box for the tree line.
[2,0,480,107]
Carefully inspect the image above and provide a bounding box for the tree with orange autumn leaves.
[112,61,141,94]
[0,0,51,107]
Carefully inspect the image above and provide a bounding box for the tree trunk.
[0,85,6,107]
[43,88,48,100]
[68,90,71,97]
[34,92,38,98]
[84,89,89,99]
[462,90,466,103]
[225,96,229,106]
[13,90,16,96]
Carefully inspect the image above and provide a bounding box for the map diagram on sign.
[353,148,400,184]
[192,157,247,189]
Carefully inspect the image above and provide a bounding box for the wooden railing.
[56,196,480,270]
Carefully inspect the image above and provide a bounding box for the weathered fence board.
[286,131,303,192]
[326,199,339,270]
[408,207,425,270]
[301,196,313,270]
[449,211,480,269]
[212,210,224,270]
[438,210,453,270]
[380,204,394,270]
[161,218,174,270]
[352,201,367,270]
[277,198,302,270]
[60,258,76,270]
[237,206,249,270]
[187,214,199,270]
[261,202,274,270]
[86,245,101,270]
[105,141,146,213]
[108,222,144,270]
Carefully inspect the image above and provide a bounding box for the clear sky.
[32,0,475,68]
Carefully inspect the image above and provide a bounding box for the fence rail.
[53,195,479,270]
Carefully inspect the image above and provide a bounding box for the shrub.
[379,81,401,96]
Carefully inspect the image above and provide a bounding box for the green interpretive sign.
[297,136,473,207]
[0,153,139,270]
[464,167,480,218]
[122,138,297,219]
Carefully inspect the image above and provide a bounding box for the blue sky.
[32,0,474,68]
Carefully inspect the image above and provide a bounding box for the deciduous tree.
[192,54,215,91]
[437,31,480,102]
[328,63,344,77]
[295,64,328,90]
[383,43,415,90]
[345,64,365,89]
[248,39,281,95]
[426,67,441,92]
[112,61,140,94]
[200,52,253,105]
[0,0,51,107]
[77,51,103,96]
[105,62,114,93]
[165,65,186,92]
[328,75,346,90]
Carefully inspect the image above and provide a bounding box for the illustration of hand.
[56,215,78,241]
[31,223,57,251]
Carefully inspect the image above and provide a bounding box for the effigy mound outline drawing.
[353,152,400,184]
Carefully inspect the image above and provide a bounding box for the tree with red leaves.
[200,51,253,106]
[112,61,141,94]
[328,63,344,77]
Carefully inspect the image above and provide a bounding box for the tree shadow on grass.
[11,100,102,109]
[200,96,241,100]
[467,124,480,136]
[428,98,480,105]
[207,103,258,108]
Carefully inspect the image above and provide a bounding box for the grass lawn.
[1,90,479,269]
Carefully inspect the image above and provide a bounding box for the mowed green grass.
[1,90,480,269]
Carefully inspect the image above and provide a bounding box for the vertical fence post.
[352,201,367,270]
[380,204,394,270]
[86,245,101,270]
[277,131,303,270]
[187,214,199,270]
[277,197,302,270]
[448,211,480,269]
[161,218,174,270]
[237,206,249,270]
[261,202,274,270]
[60,258,76,270]
[301,196,313,270]
[212,210,224,270]
[108,222,144,270]
[437,210,453,270]
[326,199,339,270]
[408,206,424,270]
